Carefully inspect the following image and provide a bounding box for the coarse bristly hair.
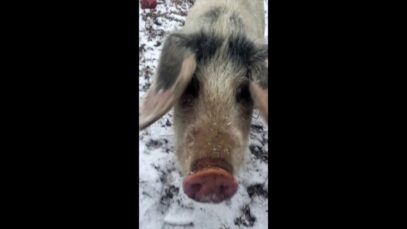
[140,0,267,177]
[171,0,267,175]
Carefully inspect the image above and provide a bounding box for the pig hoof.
[182,168,238,203]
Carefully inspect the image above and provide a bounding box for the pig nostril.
[183,168,239,202]
[219,185,229,193]
[190,183,202,194]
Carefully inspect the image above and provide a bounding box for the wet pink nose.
[182,168,238,203]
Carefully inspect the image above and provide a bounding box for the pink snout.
[182,167,238,203]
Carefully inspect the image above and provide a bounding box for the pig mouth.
[182,158,238,203]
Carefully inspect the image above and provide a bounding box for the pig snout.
[182,158,238,203]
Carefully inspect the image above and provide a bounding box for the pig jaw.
[175,123,248,203]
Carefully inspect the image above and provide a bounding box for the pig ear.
[139,34,197,130]
[250,45,268,123]
[249,83,268,123]
[251,44,268,64]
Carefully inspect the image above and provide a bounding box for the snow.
[139,1,269,228]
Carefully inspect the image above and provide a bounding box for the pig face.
[140,31,268,203]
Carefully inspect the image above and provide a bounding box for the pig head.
[139,0,268,203]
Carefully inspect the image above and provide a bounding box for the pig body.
[183,0,265,43]
[140,0,268,203]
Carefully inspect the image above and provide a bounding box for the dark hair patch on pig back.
[183,32,266,67]
[156,31,267,92]
[227,34,257,68]
[184,31,223,64]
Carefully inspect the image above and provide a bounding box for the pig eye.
[236,82,252,104]
[181,76,200,106]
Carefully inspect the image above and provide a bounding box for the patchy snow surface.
[139,1,269,228]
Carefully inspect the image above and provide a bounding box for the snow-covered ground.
[139,1,269,228]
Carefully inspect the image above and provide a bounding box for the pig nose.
[182,168,238,203]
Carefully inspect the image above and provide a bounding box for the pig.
[139,0,268,203]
